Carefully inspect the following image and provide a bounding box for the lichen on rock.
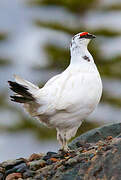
[1,123,121,180]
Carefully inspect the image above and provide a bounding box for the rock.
[0,173,4,180]
[1,123,121,180]
[28,160,46,171]
[69,123,121,149]
[23,170,35,178]
[43,151,58,161]
[6,172,22,180]
[1,159,26,169]
[28,153,43,162]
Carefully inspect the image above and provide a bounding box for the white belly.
[49,72,102,129]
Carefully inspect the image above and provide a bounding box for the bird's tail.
[8,75,39,104]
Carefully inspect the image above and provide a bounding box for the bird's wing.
[35,71,79,114]
[44,74,61,87]
[33,74,62,114]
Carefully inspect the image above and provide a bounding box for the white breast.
[38,62,102,129]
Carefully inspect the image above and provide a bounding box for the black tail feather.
[8,81,35,103]
[10,96,33,103]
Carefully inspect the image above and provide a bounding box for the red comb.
[80,32,88,37]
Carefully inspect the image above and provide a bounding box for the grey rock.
[69,122,121,149]
[29,160,46,171]
[1,123,121,180]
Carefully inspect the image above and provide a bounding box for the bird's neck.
[70,45,93,64]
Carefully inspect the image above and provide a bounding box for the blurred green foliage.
[35,20,121,37]
[29,0,97,13]
[0,58,12,66]
[0,32,8,41]
[104,4,121,11]
[44,44,69,70]
[3,116,99,140]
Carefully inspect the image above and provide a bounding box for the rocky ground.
[1,123,121,180]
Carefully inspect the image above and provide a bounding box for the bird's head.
[70,32,96,49]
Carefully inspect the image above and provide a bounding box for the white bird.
[8,32,102,151]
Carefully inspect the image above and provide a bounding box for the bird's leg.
[57,131,68,152]
[57,131,64,149]
[63,133,69,151]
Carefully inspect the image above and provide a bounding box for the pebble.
[29,153,43,162]
[29,160,46,171]
[23,170,35,178]
[43,151,58,161]
[6,172,22,180]
[2,159,26,169]
[5,162,27,176]
[0,135,117,179]
[46,159,53,165]
[89,153,95,160]
[0,173,4,179]
[0,166,4,173]
[47,152,57,156]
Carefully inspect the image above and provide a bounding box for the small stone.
[96,150,103,155]
[29,160,46,170]
[6,172,22,180]
[47,152,57,157]
[29,153,43,162]
[43,152,58,161]
[28,153,42,161]
[104,145,112,151]
[89,153,95,160]
[64,157,77,167]
[3,159,26,169]
[50,158,60,162]
[0,173,4,179]
[5,162,27,176]
[0,166,4,173]
[46,159,53,165]
[76,141,85,148]
[34,174,45,180]
[43,155,50,161]
[106,136,113,140]
[23,170,35,178]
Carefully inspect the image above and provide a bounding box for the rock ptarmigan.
[8,32,102,151]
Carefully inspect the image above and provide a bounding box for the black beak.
[79,33,96,39]
[86,33,96,39]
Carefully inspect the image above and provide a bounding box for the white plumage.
[8,32,102,150]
